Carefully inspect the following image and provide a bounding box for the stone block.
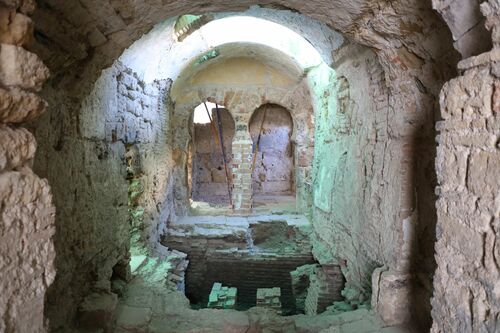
[467,150,500,197]
[207,282,237,309]
[371,268,411,326]
[0,9,33,46]
[256,287,282,313]
[0,124,36,171]
[0,44,49,90]
[0,86,47,123]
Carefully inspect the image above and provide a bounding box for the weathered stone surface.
[432,39,500,332]
[0,7,34,46]
[116,305,152,331]
[191,107,234,204]
[13,1,492,332]
[0,86,47,123]
[0,124,36,171]
[481,0,500,46]
[0,167,55,333]
[0,0,35,13]
[0,43,49,90]
[0,8,33,46]
[250,104,294,196]
[26,4,458,331]
[371,269,412,326]
[433,0,492,58]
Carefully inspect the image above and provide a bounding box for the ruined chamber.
[2,0,496,332]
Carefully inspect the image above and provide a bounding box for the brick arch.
[171,83,314,215]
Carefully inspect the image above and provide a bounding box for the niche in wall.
[249,104,295,200]
[189,102,235,205]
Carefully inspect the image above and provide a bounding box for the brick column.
[231,121,253,214]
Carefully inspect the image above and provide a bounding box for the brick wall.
[231,138,254,213]
[162,218,317,313]
[172,84,315,216]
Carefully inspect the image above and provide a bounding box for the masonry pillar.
[431,2,500,331]
[231,116,253,214]
[0,1,55,332]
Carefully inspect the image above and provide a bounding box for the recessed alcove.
[249,104,296,212]
[188,102,234,207]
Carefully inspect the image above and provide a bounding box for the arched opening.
[188,102,234,207]
[10,1,467,331]
[249,104,296,211]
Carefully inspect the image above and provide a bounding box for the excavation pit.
[161,215,334,315]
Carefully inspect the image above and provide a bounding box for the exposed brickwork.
[305,265,345,315]
[232,138,254,213]
[162,216,315,313]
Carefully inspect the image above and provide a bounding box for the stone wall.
[0,0,55,332]
[250,104,295,195]
[18,1,465,330]
[431,1,500,331]
[191,107,234,204]
[30,62,173,330]
[171,57,315,215]
[311,44,388,292]
[309,41,446,329]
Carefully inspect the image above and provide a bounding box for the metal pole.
[214,103,233,207]
[251,106,268,174]
[203,102,233,207]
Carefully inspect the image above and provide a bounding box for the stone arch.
[12,2,474,331]
[249,103,295,201]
